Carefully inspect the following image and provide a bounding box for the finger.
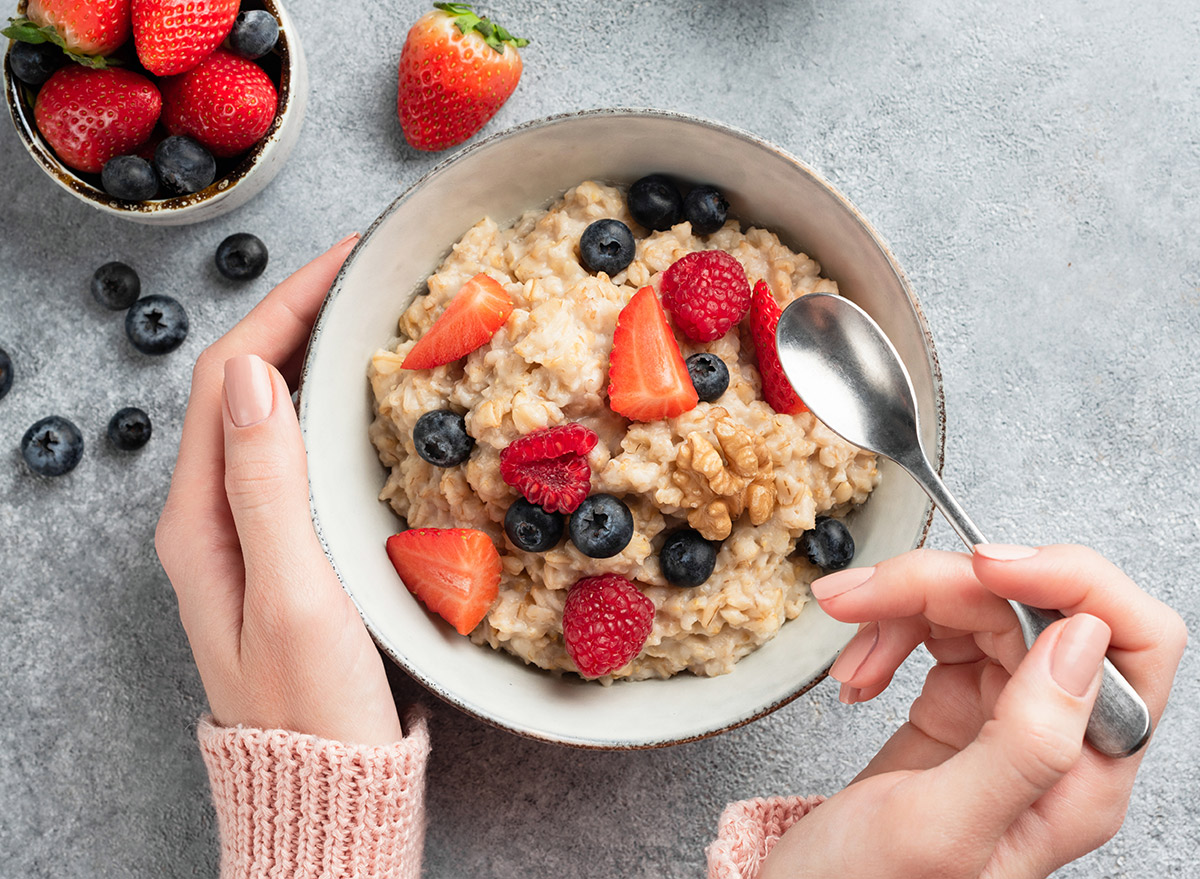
[973,543,1188,720]
[205,232,359,380]
[839,677,889,705]
[925,632,988,665]
[829,617,929,690]
[221,355,343,621]
[910,613,1110,853]
[160,235,357,612]
[812,549,1019,635]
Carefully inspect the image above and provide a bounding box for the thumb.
[221,354,331,604]
[913,613,1110,848]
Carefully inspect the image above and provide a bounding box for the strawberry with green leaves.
[2,0,131,67]
[397,2,528,152]
[132,0,239,76]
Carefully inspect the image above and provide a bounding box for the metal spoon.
[775,292,1151,758]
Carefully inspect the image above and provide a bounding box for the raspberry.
[659,250,752,342]
[499,423,598,514]
[562,574,655,677]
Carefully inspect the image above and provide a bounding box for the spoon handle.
[900,451,1152,758]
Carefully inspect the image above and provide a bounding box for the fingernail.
[830,622,879,683]
[224,354,274,427]
[811,566,875,600]
[974,543,1038,561]
[839,683,862,705]
[336,231,360,248]
[1051,613,1111,697]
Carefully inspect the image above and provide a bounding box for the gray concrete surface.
[2,0,1197,876]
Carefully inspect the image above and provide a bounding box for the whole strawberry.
[34,66,161,173]
[3,0,130,65]
[562,574,655,678]
[397,2,528,152]
[132,0,238,76]
[161,49,278,157]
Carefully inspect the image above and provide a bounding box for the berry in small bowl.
[2,0,307,225]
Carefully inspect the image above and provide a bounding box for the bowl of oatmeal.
[299,108,943,749]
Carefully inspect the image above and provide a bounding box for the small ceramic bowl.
[300,108,944,749]
[2,0,307,225]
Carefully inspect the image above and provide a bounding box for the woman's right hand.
[761,543,1186,879]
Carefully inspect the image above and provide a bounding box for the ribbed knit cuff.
[706,795,825,879]
[197,707,430,879]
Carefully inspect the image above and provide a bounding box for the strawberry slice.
[749,280,807,415]
[385,528,501,636]
[607,285,699,422]
[402,273,514,370]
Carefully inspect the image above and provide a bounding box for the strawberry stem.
[432,2,529,53]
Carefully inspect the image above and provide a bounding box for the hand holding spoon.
[775,292,1151,757]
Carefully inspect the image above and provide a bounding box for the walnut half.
[670,409,776,540]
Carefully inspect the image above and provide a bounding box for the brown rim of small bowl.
[300,107,946,749]
[2,0,295,213]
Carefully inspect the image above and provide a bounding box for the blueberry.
[108,407,152,451]
[660,528,717,587]
[125,295,188,355]
[228,10,280,59]
[628,174,683,231]
[412,409,473,466]
[685,352,729,402]
[579,219,636,276]
[90,261,141,310]
[569,493,634,558]
[799,516,855,571]
[8,41,64,85]
[20,415,83,477]
[101,155,159,201]
[683,185,730,235]
[504,497,566,552]
[0,347,12,401]
[215,233,269,281]
[154,136,216,195]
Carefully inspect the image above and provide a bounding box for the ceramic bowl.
[300,108,944,749]
[2,0,307,225]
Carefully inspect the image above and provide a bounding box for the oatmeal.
[368,180,878,681]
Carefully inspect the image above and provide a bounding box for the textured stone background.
[1,0,1197,876]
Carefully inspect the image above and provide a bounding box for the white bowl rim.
[300,106,945,748]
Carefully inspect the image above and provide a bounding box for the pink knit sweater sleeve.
[198,705,816,879]
[196,706,430,879]
[706,795,826,879]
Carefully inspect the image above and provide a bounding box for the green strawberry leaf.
[3,16,113,68]
[431,2,529,53]
[3,18,52,43]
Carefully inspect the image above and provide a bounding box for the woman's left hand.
[156,233,405,746]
